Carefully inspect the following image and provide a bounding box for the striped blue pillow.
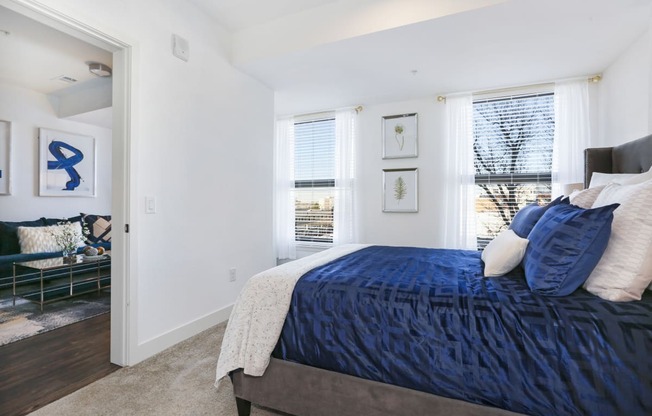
[523,202,619,296]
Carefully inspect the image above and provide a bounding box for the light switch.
[145,196,156,214]
[172,34,189,62]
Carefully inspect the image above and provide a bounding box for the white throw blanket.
[215,244,369,388]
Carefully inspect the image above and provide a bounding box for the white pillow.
[481,229,529,277]
[589,172,640,188]
[583,179,652,301]
[568,185,605,209]
[17,223,85,254]
[620,166,652,186]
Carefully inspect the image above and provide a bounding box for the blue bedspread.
[273,246,652,416]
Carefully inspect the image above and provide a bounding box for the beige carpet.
[29,321,279,416]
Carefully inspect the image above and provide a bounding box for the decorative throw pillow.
[17,223,85,254]
[0,219,45,255]
[81,213,112,244]
[509,196,567,238]
[589,172,641,188]
[620,166,652,186]
[568,185,605,209]
[523,203,619,297]
[481,229,529,277]
[583,180,652,301]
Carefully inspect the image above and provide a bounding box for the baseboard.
[129,303,233,365]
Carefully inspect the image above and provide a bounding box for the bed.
[216,135,652,416]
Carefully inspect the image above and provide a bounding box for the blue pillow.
[523,203,619,296]
[43,215,82,226]
[509,196,567,238]
[0,219,46,255]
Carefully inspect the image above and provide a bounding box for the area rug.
[0,292,110,346]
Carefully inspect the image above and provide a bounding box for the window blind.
[473,92,554,249]
[294,118,335,243]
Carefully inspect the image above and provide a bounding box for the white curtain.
[552,80,591,196]
[274,117,296,260]
[442,94,477,250]
[333,109,357,245]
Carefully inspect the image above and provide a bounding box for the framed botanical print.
[383,168,418,212]
[382,113,418,159]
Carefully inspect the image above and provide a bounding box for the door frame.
[1,0,136,366]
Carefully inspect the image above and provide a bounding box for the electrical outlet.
[229,267,237,282]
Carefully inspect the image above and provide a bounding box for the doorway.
[0,0,133,366]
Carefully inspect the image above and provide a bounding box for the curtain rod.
[277,105,363,120]
[436,74,602,102]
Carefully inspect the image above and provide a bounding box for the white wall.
[356,97,448,248]
[31,0,275,363]
[0,82,112,220]
[598,29,652,147]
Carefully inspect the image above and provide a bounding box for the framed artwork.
[0,120,11,195]
[382,113,418,159]
[39,128,96,197]
[383,168,418,212]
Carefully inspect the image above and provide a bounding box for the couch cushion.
[0,219,45,255]
[81,213,111,244]
[43,215,83,226]
[17,223,85,254]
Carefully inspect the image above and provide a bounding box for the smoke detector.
[88,62,112,77]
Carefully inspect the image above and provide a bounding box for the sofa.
[0,214,111,290]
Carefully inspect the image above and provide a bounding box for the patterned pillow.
[81,213,111,244]
[523,203,619,297]
[569,185,605,209]
[17,223,85,254]
[509,196,567,238]
[583,180,652,301]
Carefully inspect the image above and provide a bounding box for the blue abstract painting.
[39,129,95,197]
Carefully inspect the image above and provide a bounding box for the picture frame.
[383,168,418,212]
[0,120,11,195]
[39,128,96,197]
[382,113,418,159]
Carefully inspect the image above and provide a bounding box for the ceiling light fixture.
[88,62,112,77]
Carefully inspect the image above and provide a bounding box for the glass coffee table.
[13,254,111,312]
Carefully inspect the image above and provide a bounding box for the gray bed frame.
[231,134,652,416]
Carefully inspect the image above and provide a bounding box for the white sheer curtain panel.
[274,117,296,260]
[333,109,357,245]
[552,80,591,196]
[442,94,477,250]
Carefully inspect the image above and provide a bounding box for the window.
[293,117,335,243]
[473,92,555,249]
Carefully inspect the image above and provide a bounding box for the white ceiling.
[189,0,652,115]
[189,0,342,32]
[1,0,651,119]
[0,5,112,94]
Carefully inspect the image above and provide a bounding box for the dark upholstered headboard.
[584,134,652,187]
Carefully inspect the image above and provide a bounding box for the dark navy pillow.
[523,203,619,297]
[0,219,46,255]
[509,196,567,238]
[43,215,82,226]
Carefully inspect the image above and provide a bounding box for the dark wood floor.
[0,313,120,416]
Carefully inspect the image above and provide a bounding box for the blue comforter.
[273,246,652,416]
